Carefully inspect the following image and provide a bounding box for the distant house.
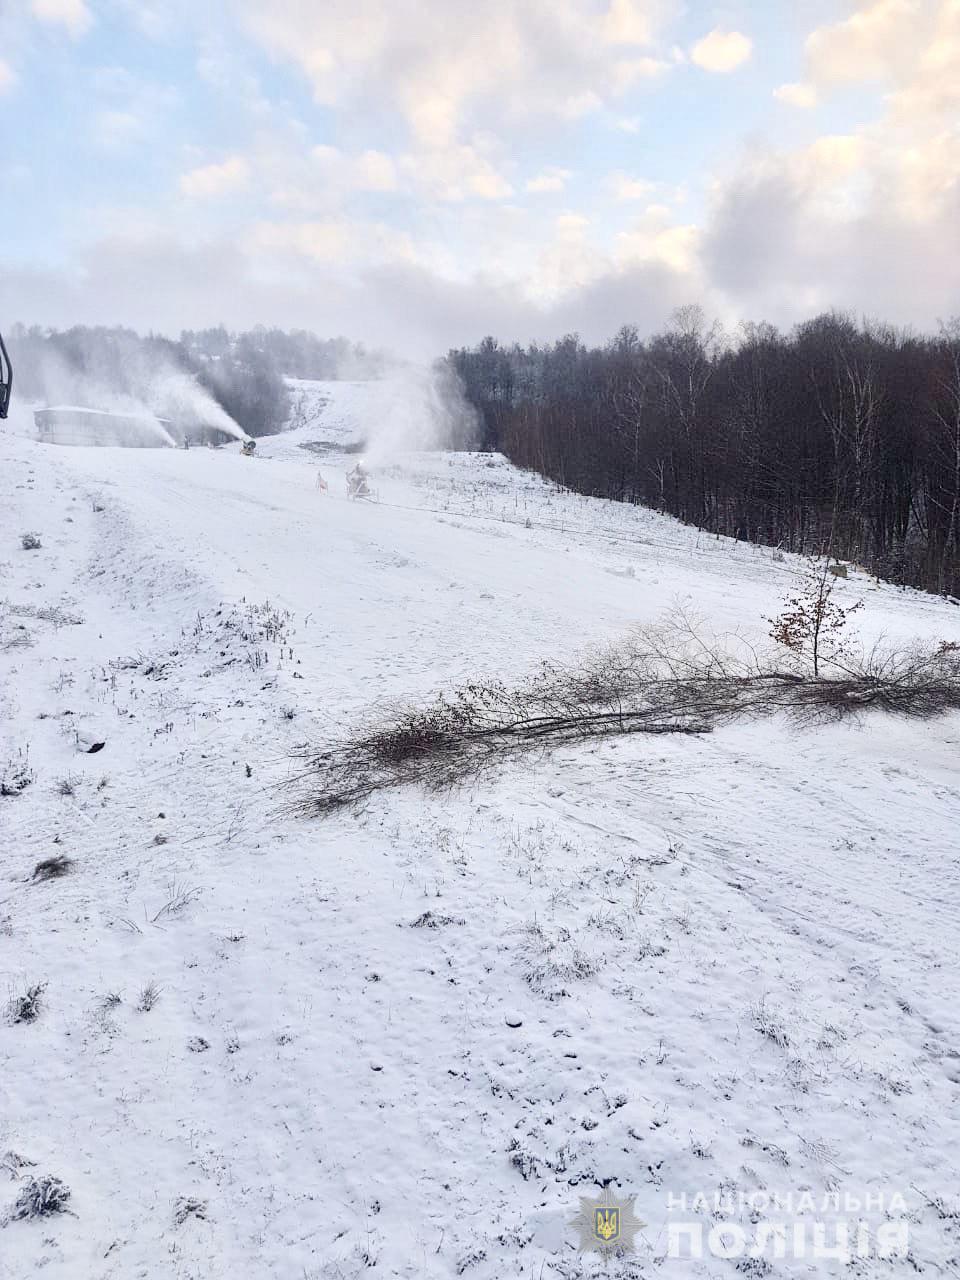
[34,406,243,448]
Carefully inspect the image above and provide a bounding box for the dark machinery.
[0,331,11,419]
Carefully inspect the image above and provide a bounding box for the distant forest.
[179,326,388,382]
[448,309,960,599]
[8,324,386,438]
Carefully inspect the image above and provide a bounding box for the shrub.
[9,984,46,1024]
[1,758,34,797]
[20,532,41,551]
[31,855,74,883]
[4,1176,72,1223]
[173,1196,208,1226]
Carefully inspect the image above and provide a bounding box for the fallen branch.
[285,632,960,815]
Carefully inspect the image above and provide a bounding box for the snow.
[3,380,960,1278]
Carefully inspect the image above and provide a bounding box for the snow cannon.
[347,459,371,498]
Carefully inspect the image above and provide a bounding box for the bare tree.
[767,560,863,676]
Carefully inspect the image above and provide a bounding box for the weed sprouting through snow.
[137,982,161,1013]
[753,997,791,1049]
[150,883,201,924]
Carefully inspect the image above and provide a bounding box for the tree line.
[179,326,388,381]
[447,308,960,598]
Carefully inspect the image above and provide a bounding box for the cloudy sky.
[1,0,957,353]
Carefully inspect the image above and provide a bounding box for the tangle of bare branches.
[285,619,960,816]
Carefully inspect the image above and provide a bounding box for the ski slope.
[3,381,960,1278]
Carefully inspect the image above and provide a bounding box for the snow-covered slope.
[3,381,960,1279]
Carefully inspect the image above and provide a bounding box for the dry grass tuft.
[31,855,74,883]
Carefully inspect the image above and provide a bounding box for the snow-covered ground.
[3,381,960,1279]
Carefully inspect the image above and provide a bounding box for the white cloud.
[858,0,960,130]
[774,82,818,109]
[560,90,604,119]
[0,231,700,360]
[690,28,753,73]
[30,0,91,36]
[700,136,960,330]
[794,0,960,128]
[526,168,572,194]
[248,220,349,262]
[308,145,398,194]
[90,74,180,152]
[611,54,671,90]
[95,110,145,149]
[612,199,700,274]
[804,134,865,178]
[399,143,513,202]
[195,51,273,119]
[266,144,396,213]
[0,60,16,94]
[355,149,398,193]
[120,2,175,39]
[697,0,960,323]
[240,0,677,147]
[533,213,609,298]
[556,213,590,239]
[264,134,510,209]
[462,169,512,200]
[248,218,416,267]
[603,0,659,46]
[180,156,252,199]
[619,222,699,273]
[804,0,925,86]
[9,0,960,363]
[607,171,655,201]
[784,2,960,225]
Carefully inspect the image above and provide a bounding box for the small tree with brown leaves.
[768,560,863,676]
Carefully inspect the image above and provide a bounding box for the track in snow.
[3,383,960,1279]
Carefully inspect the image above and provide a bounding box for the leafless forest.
[449,309,960,597]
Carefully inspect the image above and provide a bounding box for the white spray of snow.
[144,369,248,443]
[22,339,248,446]
[39,405,180,449]
[350,360,479,466]
[133,410,178,449]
